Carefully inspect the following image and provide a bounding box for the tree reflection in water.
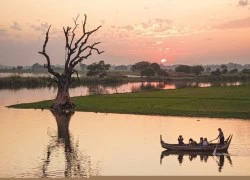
[160,150,233,173]
[41,110,100,178]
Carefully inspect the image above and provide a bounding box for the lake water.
[0,72,50,77]
[0,85,250,177]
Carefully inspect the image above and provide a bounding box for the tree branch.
[65,14,86,71]
[38,25,61,79]
[82,14,87,34]
[71,69,80,83]
[70,41,102,65]
[69,15,102,63]
[71,42,104,68]
[63,26,72,71]
[40,14,103,81]
[70,14,80,48]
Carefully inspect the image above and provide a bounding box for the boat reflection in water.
[160,150,233,173]
[41,110,100,178]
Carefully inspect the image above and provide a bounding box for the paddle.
[213,140,219,155]
[209,138,217,143]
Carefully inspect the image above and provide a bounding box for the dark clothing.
[178,137,184,145]
[189,141,197,146]
[218,131,225,145]
[192,141,198,145]
[199,140,203,146]
[220,136,225,145]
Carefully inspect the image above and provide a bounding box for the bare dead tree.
[39,14,104,110]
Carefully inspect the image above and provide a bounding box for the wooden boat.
[160,134,233,152]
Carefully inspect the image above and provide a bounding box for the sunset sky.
[0,0,250,66]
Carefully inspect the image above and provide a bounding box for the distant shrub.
[242,69,250,74]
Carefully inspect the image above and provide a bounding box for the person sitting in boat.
[199,137,204,146]
[203,138,209,146]
[178,135,184,145]
[189,138,197,145]
[215,128,225,145]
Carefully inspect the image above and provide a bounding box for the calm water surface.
[0,72,50,77]
[0,86,250,177]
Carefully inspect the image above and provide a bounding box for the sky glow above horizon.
[0,0,250,66]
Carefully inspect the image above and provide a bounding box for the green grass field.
[9,85,250,119]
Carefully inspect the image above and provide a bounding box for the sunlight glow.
[161,59,167,63]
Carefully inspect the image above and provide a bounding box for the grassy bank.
[9,85,250,119]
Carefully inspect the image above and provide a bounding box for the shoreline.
[0,74,249,90]
[8,85,250,120]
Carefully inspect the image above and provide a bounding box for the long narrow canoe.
[160,134,233,152]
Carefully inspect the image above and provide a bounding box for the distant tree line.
[86,61,111,78]
[175,65,204,76]
[1,61,250,78]
[209,64,250,76]
[131,61,168,77]
[174,64,250,76]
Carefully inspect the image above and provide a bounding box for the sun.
[161,59,167,63]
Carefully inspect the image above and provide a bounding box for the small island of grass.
[9,85,250,119]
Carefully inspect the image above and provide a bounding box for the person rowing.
[210,128,225,145]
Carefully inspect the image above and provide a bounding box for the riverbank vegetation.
[1,61,250,89]
[1,73,250,89]
[9,85,250,119]
[0,75,127,89]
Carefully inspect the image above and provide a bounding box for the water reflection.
[86,84,122,95]
[160,150,233,173]
[41,110,100,178]
[130,81,244,93]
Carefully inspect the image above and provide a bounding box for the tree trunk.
[51,79,75,111]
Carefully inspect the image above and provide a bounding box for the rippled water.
[0,85,250,177]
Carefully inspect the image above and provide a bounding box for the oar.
[209,138,217,143]
[213,140,219,155]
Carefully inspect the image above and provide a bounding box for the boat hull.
[160,134,233,152]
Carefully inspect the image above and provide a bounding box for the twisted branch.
[71,69,80,83]
[70,14,80,48]
[65,14,103,70]
[39,14,103,84]
[71,42,104,68]
[39,25,61,79]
